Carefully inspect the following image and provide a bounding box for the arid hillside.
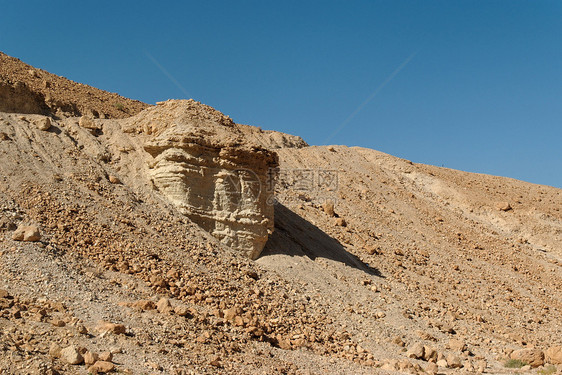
[0,53,561,375]
[0,52,148,118]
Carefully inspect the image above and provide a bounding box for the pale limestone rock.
[79,115,100,130]
[446,353,462,368]
[84,351,99,366]
[35,116,51,131]
[108,175,121,184]
[60,345,84,365]
[12,225,41,242]
[96,320,126,335]
[174,304,190,316]
[98,351,112,362]
[88,361,115,373]
[406,342,425,359]
[423,345,437,361]
[448,338,467,352]
[49,343,62,358]
[545,346,562,364]
[156,297,173,314]
[128,100,278,259]
[510,348,544,367]
[322,200,335,217]
[425,362,438,375]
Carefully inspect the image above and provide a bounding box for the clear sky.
[1,1,561,188]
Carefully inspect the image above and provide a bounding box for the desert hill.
[0,52,148,118]
[0,53,561,374]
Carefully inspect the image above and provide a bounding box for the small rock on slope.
[12,225,41,242]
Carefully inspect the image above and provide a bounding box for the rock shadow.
[260,202,382,277]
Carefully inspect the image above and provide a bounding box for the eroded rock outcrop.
[124,100,278,259]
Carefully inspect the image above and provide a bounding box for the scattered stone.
[439,323,455,334]
[423,345,437,361]
[84,351,99,366]
[97,321,126,335]
[0,217,16,231]
[322,200,335,217]
[11,307,21,319]
[149,275,167,288]
[35,117,52,131]
[436,359,448,368]
[392,336,405,347]
[496,202,512,211]
[98,351,113,362]
[416,330,436,341]
[448,338,467,352]
[132,300,156,310]
[12,225,41,242]
[223,307,239,321]
[209,356,222,368]
[446,353,462,368]
[166,268,180,279]
[50,319,66,327]
[60,345,84,365]
[463,360,475,372]
[109,346,122,354]
[88,361,115,373]
[545,346,562,364]
[334,217,347,227]
[365,245,379,255]
[174,304,190,317]
[425,362,438,375]
[381,359,399,371]
[146,362,162,371]
[243,269,259,280]
[398,358,419,373]
[79,116,101,131]
[0,132,9,141]
[476,359,487,373]
[406,342,425,359]
[76,324,88,334]
[108,175,121,184]
[510,348,544,367]
[156,297,173,314]
[49,343,62,358]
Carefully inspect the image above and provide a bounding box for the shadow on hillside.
[260,202,382,277]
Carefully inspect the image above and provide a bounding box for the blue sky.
[1,1,561,188]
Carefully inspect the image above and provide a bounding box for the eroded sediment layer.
[125,100,278,259]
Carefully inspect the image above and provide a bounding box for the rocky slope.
[0,52,148,118]
[0,53,561,375]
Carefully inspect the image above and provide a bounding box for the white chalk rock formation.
[124,100,278,259]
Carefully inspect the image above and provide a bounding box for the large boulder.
[510,348,544,367]
[125,100,278,259]
[545,346,562,364]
